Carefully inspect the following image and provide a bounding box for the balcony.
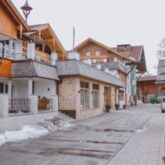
[0,41,57,66]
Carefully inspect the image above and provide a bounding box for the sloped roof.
[1,0,30,31]
[112,45,147,72]
[129,46,143,62]
[138,76,156,82]
[112,45,143,62]
[92,62,128,74]
[57,60,124,87]
[29,24,67,59]
[74,38,132,62]
[13,61,59,80]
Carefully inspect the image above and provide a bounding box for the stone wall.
[58,77,78,111]
[58,76,116,119]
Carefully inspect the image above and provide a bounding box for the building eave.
[56,60,124,87]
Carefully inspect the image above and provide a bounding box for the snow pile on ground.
[137,100,143,105]
[38,116,74,132]
[0,126,48,146]
[0,116,74,146]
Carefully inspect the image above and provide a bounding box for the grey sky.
[12,0,165,74]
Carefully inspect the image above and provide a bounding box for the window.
[0,83,8,94]
[119,90,124,100]
[5,84,8,93]
[95,51,100,57]
[92,84,100,108]
[86,51,91,59]
[80,81,89,88]
[80,81,89,109]
[0,83,3,93]
[32,81,35,95]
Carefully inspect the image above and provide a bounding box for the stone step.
[58,112,74,122]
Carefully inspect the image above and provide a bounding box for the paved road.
[0,104,164,165]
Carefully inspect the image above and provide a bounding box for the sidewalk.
[107,114,165,165]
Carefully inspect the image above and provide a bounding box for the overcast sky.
[12,0,165,74]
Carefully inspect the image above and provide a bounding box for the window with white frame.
[92,84,100,108]
[0,83,8,94]
[95,50,100,57]
[86,51,91,59]
[80,81,89,109]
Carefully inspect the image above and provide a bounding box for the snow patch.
[0,116,74,146]
[0,126,48,146]
[137,100,143,105]
[136,128,147,133]
[38,117,74,132]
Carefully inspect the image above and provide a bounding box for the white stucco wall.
[34,80,56,98]
[12,79,56,98]
[13,80,28,98]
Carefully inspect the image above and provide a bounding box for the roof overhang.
[136,48,147,72]
[57,60,124,87]
[74,38,133,62]
[1,0,30,31]
[29,24,67,59]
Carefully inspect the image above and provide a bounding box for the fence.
[9,98,31,114]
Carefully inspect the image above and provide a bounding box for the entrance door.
[104,87,111,106]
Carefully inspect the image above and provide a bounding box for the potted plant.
[105,104,111,112]
[115,104,119,110]
[123,104,126,109]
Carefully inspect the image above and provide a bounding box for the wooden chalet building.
[137,75,162,103]
[0,0,67,131]
[113,44,147,105]
[70,38,134,108]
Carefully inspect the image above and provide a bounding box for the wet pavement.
[0,104,163,165]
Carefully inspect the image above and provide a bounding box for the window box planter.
[123,104,126,109]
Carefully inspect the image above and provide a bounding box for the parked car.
[161,97,165,113]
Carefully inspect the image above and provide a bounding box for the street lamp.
[21,0,33,23]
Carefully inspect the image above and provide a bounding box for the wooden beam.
[16,24,23,39]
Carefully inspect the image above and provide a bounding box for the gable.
[0,0,29,39]
[136,49,147,72]
[75,38,132,62]
[78,42,108,57]
[0,4,17,38]
[30,24,67,60]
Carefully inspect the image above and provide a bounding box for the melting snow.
[0,117,74,146]
[0,126,48,146]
